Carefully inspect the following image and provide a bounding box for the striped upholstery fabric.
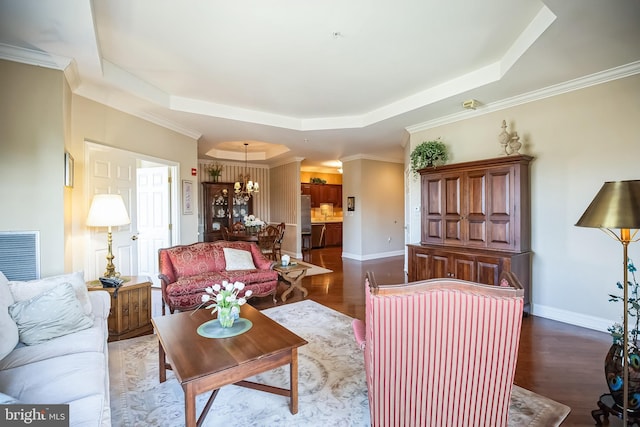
[360,274,524,427]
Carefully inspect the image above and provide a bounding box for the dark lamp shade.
[575,180,640,229]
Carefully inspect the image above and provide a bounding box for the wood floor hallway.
[152,246,610,426]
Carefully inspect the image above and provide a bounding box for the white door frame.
[84,141,180,278]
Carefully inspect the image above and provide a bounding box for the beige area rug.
[109,300,569,426]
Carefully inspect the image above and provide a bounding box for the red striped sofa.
[158,241,278,314]
[352,272,524,427]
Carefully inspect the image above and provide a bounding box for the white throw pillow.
[0,271,19,360]
[8,271,92,315]
[9,283,94,345]
[223,248,257,270]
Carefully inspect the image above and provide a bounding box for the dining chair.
[231,221,246,233]
[221,226,230,241]
[257,225,279,260]
[273,222,286,260]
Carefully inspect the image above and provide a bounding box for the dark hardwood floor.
[154,246,612,426]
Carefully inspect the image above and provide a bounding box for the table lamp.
[576,180,640,425]
[87,194,131,278]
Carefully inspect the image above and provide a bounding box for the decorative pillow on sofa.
[9,283,94,346]
[223,248,256,270]
[8,271,92,315]
[0,271,19,360]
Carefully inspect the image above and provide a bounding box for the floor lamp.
[87,194,131,278]
[576,180,640,425]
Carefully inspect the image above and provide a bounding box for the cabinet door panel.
[443,174,463,245]
[422,175,444,244]
[453,254,475,281]
[465,171,487,247]
[412,251,431,281]
[487,167,515,250]
[475,256,502,286]
[140,288,150,327]
[445,219,462,243]
[431,254,450,279]
[120,291,131,333]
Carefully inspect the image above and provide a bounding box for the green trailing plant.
[310,177,326,184]
[410,139,448,175]
[608,258,640,346]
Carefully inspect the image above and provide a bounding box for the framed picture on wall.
[182,180,193,215]
[347,196,355,211]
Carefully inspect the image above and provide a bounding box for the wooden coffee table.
[151,305,307,427]
[274,263,309,302]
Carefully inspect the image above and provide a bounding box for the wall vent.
[0,231,40,281]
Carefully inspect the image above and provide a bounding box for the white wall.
[407,73,640,331]
[69,95,199,272]
[0,59,200,277]
[343,157,405,260]
[0,60,67,277]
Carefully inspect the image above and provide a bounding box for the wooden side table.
[274,264,309,302]
[87,276,153,342]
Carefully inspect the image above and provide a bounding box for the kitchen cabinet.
[410,155,533,314]
[324,222,343,246]
[202,182,252,241]
[301,184,342,207]
[312,224,325,248]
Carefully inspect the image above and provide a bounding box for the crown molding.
[270,157,306,169]
[340,154,404,164]
[0,43,71,70]
[406,61,640,134]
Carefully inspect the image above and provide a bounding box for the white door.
[87,144,138,280]
[137,166,171,287]
[404,168,412,274]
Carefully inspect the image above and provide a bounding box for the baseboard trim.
[533,303,614,334]
[341,250,405,261]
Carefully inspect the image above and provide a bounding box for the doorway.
[85,142,179,284]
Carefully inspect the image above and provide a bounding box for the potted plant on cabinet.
[410,139,448,175]
[205,162,223,182]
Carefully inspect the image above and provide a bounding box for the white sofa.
[0,272,111,426]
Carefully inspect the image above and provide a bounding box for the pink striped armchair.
[352,272,524,427]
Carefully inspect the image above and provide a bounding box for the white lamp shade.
[87,194,131,227]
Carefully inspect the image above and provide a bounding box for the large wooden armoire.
[408,155,533,313]
[202,182,252,242]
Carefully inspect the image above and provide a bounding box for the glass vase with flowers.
[200,280,253,328]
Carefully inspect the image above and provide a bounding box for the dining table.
[226,231,258,242]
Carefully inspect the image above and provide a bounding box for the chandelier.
[234,143,259,200]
